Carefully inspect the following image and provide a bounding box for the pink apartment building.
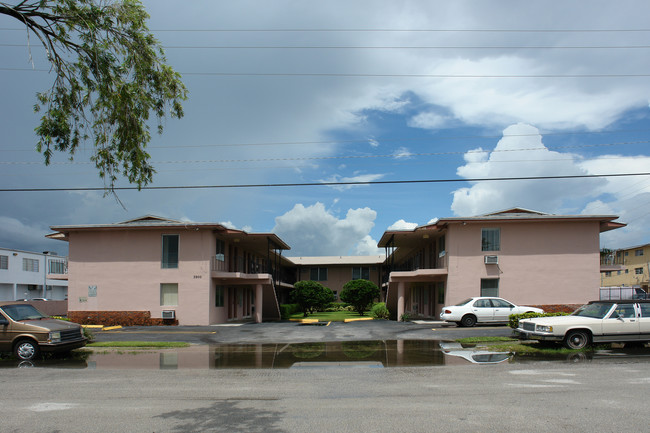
[47,208,625,325]
[379,208,625,321]
[47,216,295,325]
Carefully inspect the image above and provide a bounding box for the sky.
[2,0,650,257]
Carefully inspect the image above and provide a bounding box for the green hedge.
[370,302,390,320]
[280,304,300,320]
[509,312,569,329]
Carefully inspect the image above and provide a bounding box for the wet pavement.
[91,320,514,344]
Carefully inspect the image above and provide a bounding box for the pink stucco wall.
[67,228,217,325]
[445,220,601,306]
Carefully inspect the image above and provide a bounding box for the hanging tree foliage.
[0,0,188,190]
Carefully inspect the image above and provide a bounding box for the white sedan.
[516,300,650,349]
[440,297,544,327]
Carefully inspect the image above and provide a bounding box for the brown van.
[0,302,87,360]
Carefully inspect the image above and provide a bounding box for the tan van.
[0,302,87,360]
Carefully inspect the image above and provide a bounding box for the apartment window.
[635,249,644,257]
[481,228,500,252]
[352,266,370,280]
[625,269,629,274]
[215,239,225,262]
[617,270,622,275]
[0,255,7,270]
[215,285,224,307]
[22,258,39,272]
[160,283,178,306]
[480,279,499,297]
[49,259,66,274]
[635,268,644,275]
[162,234,179,269]
[310,267,328,281]
[604,271,612,277]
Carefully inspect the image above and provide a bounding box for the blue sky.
[2,0,650,256]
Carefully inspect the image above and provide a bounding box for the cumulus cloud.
[408,112,452,129]
[451,123,605,216]
[273,203,378,256]
[387,219,418,231]
[392,147,413,160]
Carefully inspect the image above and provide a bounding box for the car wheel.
[14,339,39,361]
[460,315,477,327]
[563,330,590,350]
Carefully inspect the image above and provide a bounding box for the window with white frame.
[481,228,500,251]
[162,234,179,269]
[480,279,499,297]
[352,266,370,280]
[310,267,328,281]
[635,249,644,256]
[0,255,7,270]
[22,258,39,272]
[635,268,644,275]
[160,283,178,306]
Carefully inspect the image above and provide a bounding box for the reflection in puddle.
[3,340,648,370]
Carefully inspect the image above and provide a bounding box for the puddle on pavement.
[1,340,648,370]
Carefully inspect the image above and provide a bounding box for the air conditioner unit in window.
[162,310,175,319]
[484,255,499,265]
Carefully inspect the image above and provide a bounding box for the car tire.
[563,330,590,350]
[14,339,39,361]
[460,315,477,327]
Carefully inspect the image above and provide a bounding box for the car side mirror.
[0,317,8,326]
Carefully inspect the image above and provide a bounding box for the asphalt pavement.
[93,320,515,344]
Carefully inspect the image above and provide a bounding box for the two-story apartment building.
[0,247,68,301]
[46,208,625,325]
[47,216,294,325]
[600,243,650,290]
[289,256,385,300]
[378,208,625,321]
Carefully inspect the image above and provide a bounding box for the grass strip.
[88,341,190,348]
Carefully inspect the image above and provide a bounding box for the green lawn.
[289,310,374,322]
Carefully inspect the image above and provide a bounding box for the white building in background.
[0,247,68,301]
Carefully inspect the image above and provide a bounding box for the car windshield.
[571,303,613,319]
[0,304,47,321]
[454,299,473,306]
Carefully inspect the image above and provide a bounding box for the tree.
[0,0,188,190]
[340,279,380,316]
[290,280,334,317]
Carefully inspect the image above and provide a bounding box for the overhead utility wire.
[2,67,650,78]
[2,141,648,166]
[2,172,649,192]
[5,27,650,33]
[7,43,650,49]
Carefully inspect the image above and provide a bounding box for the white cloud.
[319,173,385,191]
[408,112,452,129]
[451,123,604,216]
[353,235,383,255]
[0,216,60,253]
[392,147,413,160]
[387,219,418,231]
[273,202,377,256]
[368,138,380,148]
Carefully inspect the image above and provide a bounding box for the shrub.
[290,281,335,317]
[509,312,569,328]
[370,302,390,320]
[280,304,300,320]
[340,279,380,316]
[400,312,411,322]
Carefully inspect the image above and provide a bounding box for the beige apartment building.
[601,243,650,291]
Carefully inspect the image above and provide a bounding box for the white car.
[439,342,511,364]
[440,297,544,327]
[515,300,650,349]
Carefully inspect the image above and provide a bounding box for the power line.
[2,141,648,166]
[2,172,649,192]
[7,42,650,50]
[5,27,650,33]
[2,67,650,78]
